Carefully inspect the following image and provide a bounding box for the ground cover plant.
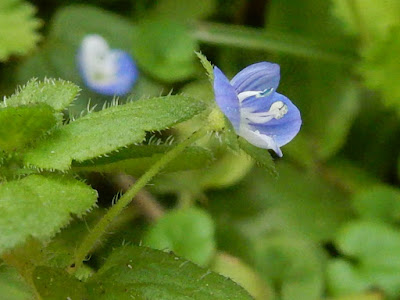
[0,0,400,299]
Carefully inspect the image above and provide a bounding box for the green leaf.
[195,51,214,82]
[327,259,370,297]
[352,185,400,224]
[86,245,253,299]
[238,137,277,176]
[33,266,87,299]
[151,150,253,196]
[331,0,400,39]
[24,95,206,170]
[253,234,325,300]
[328,221,400,297]
[359,26,400,114]
[132,18,198,82]
[4,78,80,111]
[0,175,97,254]
[73,145,214,176]
[0,104,59,152]
[212,252,273,300]
[143,207,215,266]
[194,22,355,64]
[0,0,41,61]
[0,265,33,300]
[49,5,135,49]
[207,161,352,264]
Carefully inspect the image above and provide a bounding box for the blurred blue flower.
[77,34,138,96]
[213,62,301,157]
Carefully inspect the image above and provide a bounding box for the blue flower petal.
[93,50,138,96]
[230,62,280,94]
[213,66,240,130]
[77,35,138,96]
[249,92,302,147]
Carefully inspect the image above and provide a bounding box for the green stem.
[69,128,208,273]
[192,21,357,64]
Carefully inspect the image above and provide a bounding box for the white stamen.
[237,88,274,103]
[241,101,288,124]
[237,91,261,103]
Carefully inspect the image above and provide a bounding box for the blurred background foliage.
[0,0,400,299]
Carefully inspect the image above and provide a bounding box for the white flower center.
[80,35,119,85]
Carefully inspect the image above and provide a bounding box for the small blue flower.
[213,62,301,157]
[77,34,138,96]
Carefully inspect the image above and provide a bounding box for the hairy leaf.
[24,95,206,170]
[0,104,59,152]
[143,208,215,266]
[4,79,80,111]
[195,51,214,82]
[73,145,214,176]
[0,175,97,254]
[0,0,41,61]
[86,245,253,299]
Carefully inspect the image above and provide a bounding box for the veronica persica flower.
[77,34,138,96]
[213,62,301,157]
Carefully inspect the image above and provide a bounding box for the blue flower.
[77,34,138,96]
[213,62,301,157]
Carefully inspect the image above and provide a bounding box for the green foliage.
[0,0,41,61]
[1,1,400,299]
[0,265,32,300]
[331,0,400,39]
[0,175,97,254]
[352,185,400,224]
[151,0,216,21]
[238,137,277,176]
[86,245,253,299]
[143,207,215,266]
[73,145,214,176]
[24,95,206,170]
[195,51,214,82]
[212,252,273,299]
[132,18,198,82]
[328,221,400,298]
[266,0,361,164]
[0,104,59,152]
[151,150,253,197]
[359,26,400,114]
[33,266,87,299]
[4,78,80,111]
[253,235,325,300]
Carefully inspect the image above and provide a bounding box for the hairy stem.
[69,128,208,273]
[111,173,164,222]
